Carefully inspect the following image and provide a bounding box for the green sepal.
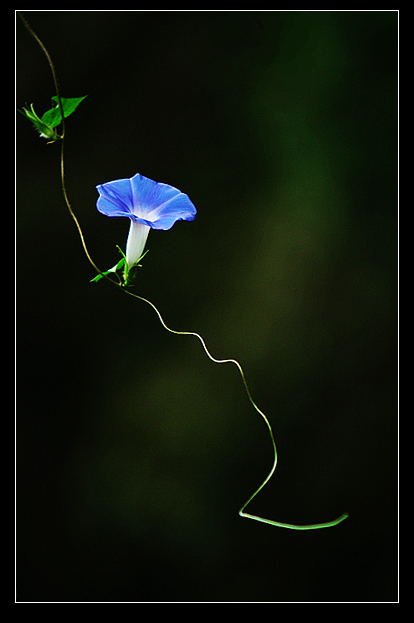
[18,103,59,140]
[123,249,150,287]
[115,245,127,262]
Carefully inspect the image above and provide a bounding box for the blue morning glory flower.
[95,173,197,280]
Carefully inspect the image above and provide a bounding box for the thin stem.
[18,11,110,283]
[18,12,65,139]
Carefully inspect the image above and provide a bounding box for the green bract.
[19,95,87,141]
[90,246,150,285]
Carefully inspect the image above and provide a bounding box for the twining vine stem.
[18,11,348,530]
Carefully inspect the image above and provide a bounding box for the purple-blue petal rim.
[96,173,196,230]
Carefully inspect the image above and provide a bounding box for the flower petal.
[96,178,134,218]
[129,173,197,229]
[96,173,197,230]
[142,193,197,230]
[130,174,179,216]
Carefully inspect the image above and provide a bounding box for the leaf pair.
[19,95,87,141]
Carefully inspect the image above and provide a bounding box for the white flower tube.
[125,219,151,269]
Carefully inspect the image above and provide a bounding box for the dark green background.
[17,11,398,602]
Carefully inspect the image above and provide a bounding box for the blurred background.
[16,11,398,602]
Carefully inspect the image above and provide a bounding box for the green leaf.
[90,273,105,283]
[90,257,125,283]
[41,96,88,128]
